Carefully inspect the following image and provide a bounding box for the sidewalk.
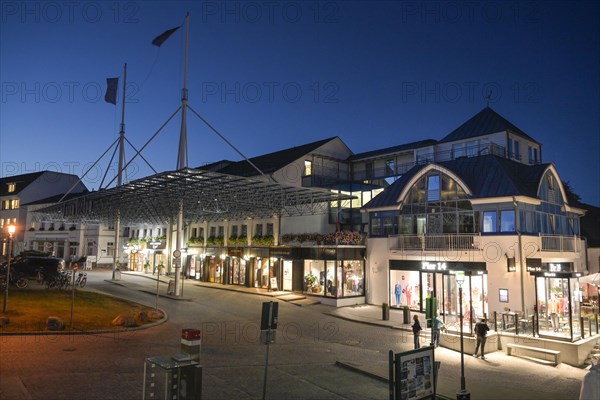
[113,272,587,399]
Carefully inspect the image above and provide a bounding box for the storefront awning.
[31,168,353,225]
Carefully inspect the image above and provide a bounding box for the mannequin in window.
[395,282,402,305]
[549,294,560,332]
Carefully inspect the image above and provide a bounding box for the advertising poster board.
[393,346,436,400]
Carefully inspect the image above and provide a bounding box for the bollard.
[181,328,202,362]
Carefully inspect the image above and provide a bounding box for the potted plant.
[304,273,318,293]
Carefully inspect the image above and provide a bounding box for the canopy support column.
[112,212,121,280]
[174,200,184,296]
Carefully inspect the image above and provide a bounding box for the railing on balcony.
[388,234,480,252]
[541,235,577,252]
[352,143,509,181]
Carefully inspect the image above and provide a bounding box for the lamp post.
[455,271,470,400]
[150,241,161,310]
[2,225,16,314]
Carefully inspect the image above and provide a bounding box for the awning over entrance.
[31,168,352,225]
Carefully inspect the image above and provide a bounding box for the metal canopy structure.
[32,168,350,226]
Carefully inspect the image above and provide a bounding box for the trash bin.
[403,306,410,324]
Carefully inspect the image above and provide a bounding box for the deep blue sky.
[1,1,599,206]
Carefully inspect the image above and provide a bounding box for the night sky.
[1,1,598,206]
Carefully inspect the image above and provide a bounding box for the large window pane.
[427,175,440,201]
[483,211,497,232]
[500,210,515,232]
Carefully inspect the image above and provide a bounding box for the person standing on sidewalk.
[431,311,445,348]
[473,317,489,359]
[412,314,423,349]
[579,354,600,400]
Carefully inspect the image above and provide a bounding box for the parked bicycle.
[45,270,87,289]
[75,271,87,287]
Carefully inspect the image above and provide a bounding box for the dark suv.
[3,256,65,280]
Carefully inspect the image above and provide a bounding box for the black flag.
[105,77,119,105]
[152,26,180,47]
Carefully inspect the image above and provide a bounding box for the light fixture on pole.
[2,224,17,314]
[150,241,161,310]
[455,271,470,400]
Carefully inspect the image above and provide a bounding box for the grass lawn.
[0,289,162,333]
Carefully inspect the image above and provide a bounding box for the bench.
[506,343,561,366]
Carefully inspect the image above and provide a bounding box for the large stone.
[134,311,148,324]
[147,310,164,321]
[111,314,136,327]
[47,316,64,331]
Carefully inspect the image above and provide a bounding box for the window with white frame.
[107,242,115,257]
[304,160,312,176]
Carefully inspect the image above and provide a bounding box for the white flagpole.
[113,62,127,280]
[177,12,189,170]
[175,13,189,296]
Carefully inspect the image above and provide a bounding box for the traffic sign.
[173,250,181,258]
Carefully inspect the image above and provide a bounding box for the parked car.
[1,256,65,282]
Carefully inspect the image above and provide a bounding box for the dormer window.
[7,183,16,193]
[304,160,312,176]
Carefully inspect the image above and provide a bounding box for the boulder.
[134,311,149,324]
[147,310,164,321]
[47,316,64,331]
[111,314,136,327]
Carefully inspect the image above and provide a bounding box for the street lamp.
[2,224,16,314]
[150,241,161,310]
[455,271,470,400]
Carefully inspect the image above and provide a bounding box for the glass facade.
[535,273,582,341]
[390,261,487,335]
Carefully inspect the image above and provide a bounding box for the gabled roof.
[0,172,45,196]
[348,139,438,161]
[200,137,340,177]
[439,107,539,144]
[364,154,550,209]
[22,191,89,206]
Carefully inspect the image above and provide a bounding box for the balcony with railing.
[352,143,508,182]
[541,234,579,252]
[388,234,481,252]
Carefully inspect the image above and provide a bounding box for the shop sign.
[526,258,542,272]
[421,261,447,271]
[545,263,572,273]
[227,248,243,257]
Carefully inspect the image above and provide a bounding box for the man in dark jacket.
[412,314,422,349]
[473,318,489,359]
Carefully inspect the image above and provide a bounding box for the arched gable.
[537,165,568,205]
[397,164,473,205]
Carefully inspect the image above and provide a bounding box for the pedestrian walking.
[431,311,445,348]
[473,317,489,359]
[412,314,422,349]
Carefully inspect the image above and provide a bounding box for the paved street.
[0,270,589,400]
